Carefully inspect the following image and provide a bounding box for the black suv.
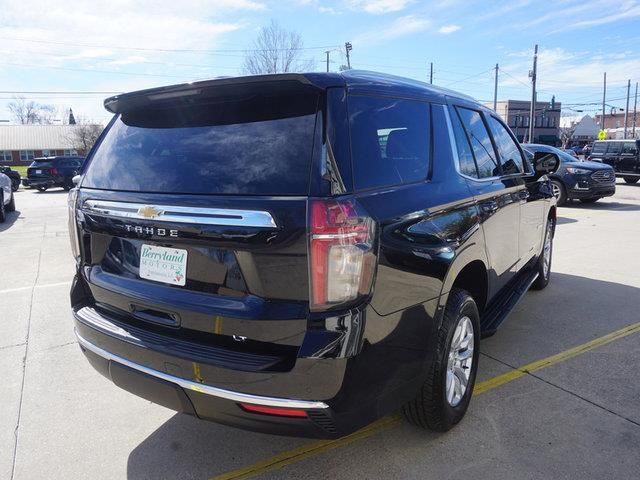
[524,143,616,204]
[69,72,558,438]
[0,166,21,191]
[24,156,84,192]
[588,139,640,183]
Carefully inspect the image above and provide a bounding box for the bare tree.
[66,118,104,155]
[8,96,57,124]
[242,20,314,74]
[560,124,577,148]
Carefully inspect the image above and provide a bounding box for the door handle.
[518,190,530,201]
[480,200,499,214]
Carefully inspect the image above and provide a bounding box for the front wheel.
[0,191,5,223]
[550,180,566,205]
[623,177,639,184]
[402,288,480,432]
[531,218,554,290]
[6,192,15,212]
[37,186,48,192]
[11,181,19,192]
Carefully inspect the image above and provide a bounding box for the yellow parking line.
[211,321,640,480]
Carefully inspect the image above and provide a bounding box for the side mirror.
[72,175,82,186]
[533,151,559,176]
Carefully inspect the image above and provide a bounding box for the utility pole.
[493,63,499,111]
[633,82,638,139]
[624,79,631,139]
[528,44,538,144]
[601,72,607,132]
[325,51,330,73]
[345,42,352,69]
[429,62,433,84]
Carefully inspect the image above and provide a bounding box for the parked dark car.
[524,144,616,204]
[0,166,21,191]
[69,71,559,438]
[588,140,640,183]
[23,156,85,192]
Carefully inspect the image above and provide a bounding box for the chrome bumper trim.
[82,200,277,228]
[75,331,329,410]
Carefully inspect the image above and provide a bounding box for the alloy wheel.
[446,316,474,407]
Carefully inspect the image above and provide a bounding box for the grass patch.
[10,166,29,177]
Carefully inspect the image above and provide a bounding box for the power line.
[0,36,340,54]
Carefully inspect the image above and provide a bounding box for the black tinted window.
[592,142,607,154]
[608,142,622,154]
[449,107,478,178]
[349,96,429,190]
[487,116,524,175]
[456,107,499,178]
[83,93,319,195]
[622,142,638,154]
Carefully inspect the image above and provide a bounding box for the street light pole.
[601,72,607,132]
[528,44,538,143]
[633,82,638,139]
[624,79,631,139]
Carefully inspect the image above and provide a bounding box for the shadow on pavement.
[556,216,577,225]
[126,273,640,479]
[0,209,21,233]
[564,200,640,211]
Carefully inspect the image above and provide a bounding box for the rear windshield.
[30,159,53,166]
[82,92,319,195]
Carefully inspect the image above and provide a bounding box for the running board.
[480,269,539,337]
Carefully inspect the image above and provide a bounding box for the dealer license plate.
[139,244,187,286]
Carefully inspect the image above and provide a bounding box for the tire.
[6,192,15,212]
[0,191,5,223]
[37,186,48,192]
[531,218,554,290]
[11,181,19,192]
[402,288,480,432]
[579,197,599,203]
[623,177,639,184]
[63,185,71,192]
[550,180,566,206]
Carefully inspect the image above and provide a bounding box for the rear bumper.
[23,178,57,187]
[72,303,407,438]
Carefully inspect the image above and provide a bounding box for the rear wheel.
[37,186,48,192]
[6,192,15,212]
[623,177,639,184]
[402,288,480,432]
[550,180,566,205]
[531,218,554,290]
[579,197,599,203]
[11,181,19,192]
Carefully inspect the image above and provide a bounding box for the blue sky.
[1,0,639,124]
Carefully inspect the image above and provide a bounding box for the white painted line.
[0,281,72,295]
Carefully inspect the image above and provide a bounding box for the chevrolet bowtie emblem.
[137,205,163,219]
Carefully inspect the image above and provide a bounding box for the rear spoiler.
[103,73,344,114]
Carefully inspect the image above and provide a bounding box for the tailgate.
[78,189,310,347]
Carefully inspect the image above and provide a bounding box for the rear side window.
[449,107,479,178]
[456,107,499,178]
[608,142,622,154]
[487,116,525,175]
[622,142,638,154]
[82,93,319,195]
[349,96,429,190]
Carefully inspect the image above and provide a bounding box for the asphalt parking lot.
[2,183,640,480]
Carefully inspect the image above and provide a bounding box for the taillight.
[67,189,81,262]
[309,199,376,310]
[50,167,59,175]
